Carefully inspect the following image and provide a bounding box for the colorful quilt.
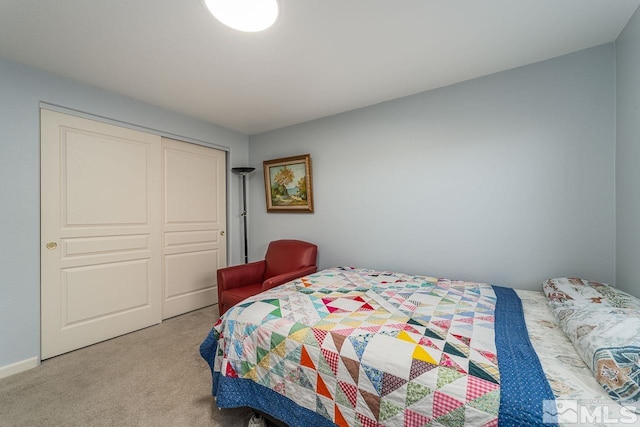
[201,267,555,426]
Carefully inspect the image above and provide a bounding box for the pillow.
[543,278,640,410]
[543,277,640,310]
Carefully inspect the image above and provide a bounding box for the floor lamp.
[231,167,255,264]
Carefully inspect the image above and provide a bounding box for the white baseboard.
[0,357,39,379]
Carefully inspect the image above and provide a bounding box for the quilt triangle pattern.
[404,408,431,427]
[381,372,408,396]
[211,267,504,427]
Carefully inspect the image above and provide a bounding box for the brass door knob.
[46,242,58,250]
[220,231,225,236]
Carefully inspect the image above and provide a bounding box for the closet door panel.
[162,138,226,319]
[41,109,162,359]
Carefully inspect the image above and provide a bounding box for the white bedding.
[518,290,639,426]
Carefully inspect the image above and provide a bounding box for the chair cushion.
[221,283,264,308]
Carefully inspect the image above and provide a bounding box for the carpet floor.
[0,305,257,427]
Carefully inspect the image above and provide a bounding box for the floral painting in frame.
[263,154,313,213]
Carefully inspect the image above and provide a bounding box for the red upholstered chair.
[217,240,318,315]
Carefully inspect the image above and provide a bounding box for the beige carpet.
[0,305,256,427]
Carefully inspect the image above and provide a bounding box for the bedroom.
[1,0,640,425]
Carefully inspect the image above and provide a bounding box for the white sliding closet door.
[41,110,162,359]
[161,138,226,319]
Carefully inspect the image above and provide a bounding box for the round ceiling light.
[203,0,280,32]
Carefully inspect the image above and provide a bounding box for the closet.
[40,109,226,358]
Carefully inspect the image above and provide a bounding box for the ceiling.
[1,1,639,135]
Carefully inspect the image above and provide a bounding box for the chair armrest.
[262,266,317,291]
[217,260,266,291]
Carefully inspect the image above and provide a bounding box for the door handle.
[46,242,58,250]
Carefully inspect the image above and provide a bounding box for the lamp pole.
[231,167,255,264]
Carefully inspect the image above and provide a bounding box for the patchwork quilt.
[201,267,555,426]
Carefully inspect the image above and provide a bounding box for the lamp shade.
[232,167,256,174]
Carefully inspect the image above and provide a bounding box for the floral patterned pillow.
[543,277,640,309]
[543,278,640,410]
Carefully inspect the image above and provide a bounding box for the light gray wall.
[0,58,249,369]
[616,8,640,297]
[249,44,616,292]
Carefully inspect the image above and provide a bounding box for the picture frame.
[263,154,314,213]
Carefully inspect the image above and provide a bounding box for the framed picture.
[263,154,313,213]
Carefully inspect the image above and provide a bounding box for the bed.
[200,267,640,426]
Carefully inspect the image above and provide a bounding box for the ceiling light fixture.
[202,0,280,32]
